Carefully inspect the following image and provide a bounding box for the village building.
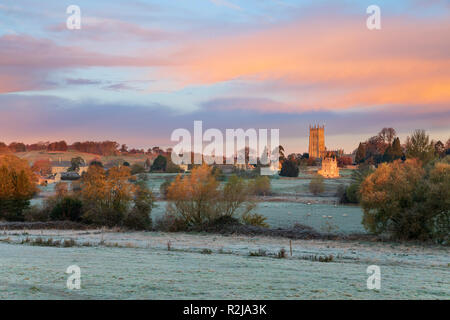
[308,125,340,178]
[317,155,340,178]
[50,158,88,175]
[308,125,326,159]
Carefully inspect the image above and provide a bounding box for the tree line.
[0,140,171,156]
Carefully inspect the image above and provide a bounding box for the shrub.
[82,206,125,228]
[249,249,267,257]
[154,213,188,232]
[151,155,167,171]
[131,163,146,175]
[123,208,151,230]
[242,212,269,228]
[277,248,287,259]
[23,205,49,222]
[345,183,360,203]
[159,178,173,199]
[50,196,83,222]
[279,159,299,177]
[251,176,271,196]
[124,181,154,230]
[309,175,324,195]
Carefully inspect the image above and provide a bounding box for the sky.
[0,0,449,154]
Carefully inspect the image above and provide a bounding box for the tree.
[355,143,366,164]
[279,159,299,177]
[309,175,325,195]
[81,165,135,226]
[405,130,436,165]
[391,137,403,160]
[120,144,128,153]
[151,155,167,171]
[0,155,38,221]
[69,157,85,172]
[360,159,449,241]
[166,165,256,228]
[47,141,68,151]
[124,181,154,230]
[434,140,445,157]
[378,128,396,144]
[31,159,52,175]
[8,142,26,153]
[0,142,10,153]
[278,145,286,164]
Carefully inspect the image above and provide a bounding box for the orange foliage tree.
[360,158,449,241]
[31,159,52,175]
[166,164,258,228]
[0,155,38,220]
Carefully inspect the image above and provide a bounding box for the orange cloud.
[163,16,450,111]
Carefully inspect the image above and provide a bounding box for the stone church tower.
[308,125,325,158]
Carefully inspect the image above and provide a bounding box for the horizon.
[1,0,449,155]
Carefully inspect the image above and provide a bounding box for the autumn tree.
[81,165,140,226]
[360,159,449,241]
[166,164,258,228]
[8,142,26,153]
[31,159,52,175]
[0,155,38,221]
[0,142,10,154]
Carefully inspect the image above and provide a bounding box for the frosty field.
[16,172,448,300]
[0,231,448,299]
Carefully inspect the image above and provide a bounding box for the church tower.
[308,125,325,158]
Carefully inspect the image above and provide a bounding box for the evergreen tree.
[279,159,299,177]
[391,137,403,160]
[355,143,366,164]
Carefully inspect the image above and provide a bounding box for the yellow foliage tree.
[0,155,38,220]
[360,158,449,241]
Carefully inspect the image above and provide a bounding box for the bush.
[279,159,299,177]
[159,178,174,199]
[242,212,269,227]
[251,176,271,196]
[151,155,167,171]
[124,208,151,230]
[345,183,360,203]
[50,196,83,222]
[154,213,188,232]
[125,181,154,230]
[131,163,146,175]
[82,206,125,227]
[309,175,324,195]
[23,205,49,222]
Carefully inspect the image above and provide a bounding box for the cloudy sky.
[0,0,449,154]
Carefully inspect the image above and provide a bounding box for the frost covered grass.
[1,229,449,300]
